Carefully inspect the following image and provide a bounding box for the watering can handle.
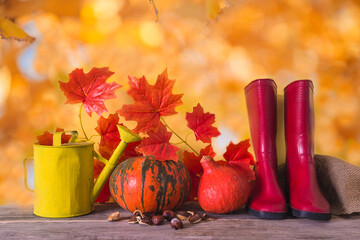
[23,158,34,192]
[53,131,78,146]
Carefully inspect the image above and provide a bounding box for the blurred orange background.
[1,0,359,204]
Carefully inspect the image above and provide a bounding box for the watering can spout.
[92,125,141,203]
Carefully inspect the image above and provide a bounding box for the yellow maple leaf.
[206,0,222,19]
[206,0,230,19]
[0,17,35,43]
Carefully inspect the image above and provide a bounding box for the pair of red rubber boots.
[245,79,331,220]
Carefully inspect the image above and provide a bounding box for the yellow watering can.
[25,125,141,218]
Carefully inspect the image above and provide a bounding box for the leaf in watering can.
[59,67,121,116]
[36,128,71,146]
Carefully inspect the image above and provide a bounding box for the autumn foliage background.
[1,0,360,204]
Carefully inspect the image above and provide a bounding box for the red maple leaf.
[94,159,111,203]
[223,139,256,180]
[95,113,121,150]
[37,128,72,146]
[118,69,183,133]
[183,145,215,176]
[59,67,121,116]
[137,124,179,161]
[98,141,141,161]
[183,145,215,201]
[95,113,141,161]
[188,173,201,201]
[186,103,221,143]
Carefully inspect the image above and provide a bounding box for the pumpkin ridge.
[141,156,157,212]
[174,161,190,209]
[165,161,177,207]
[119,158,135,212]
[110,166,119,196]
[155,161,165,213]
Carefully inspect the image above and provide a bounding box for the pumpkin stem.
[200,156,217,173]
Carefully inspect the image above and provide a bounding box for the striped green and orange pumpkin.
[109,155,191,213]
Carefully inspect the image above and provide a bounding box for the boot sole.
[248,207,288,220]
[290,207,331,221]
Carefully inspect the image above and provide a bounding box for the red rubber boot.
[284,80,331,221]
[245,79,287,219]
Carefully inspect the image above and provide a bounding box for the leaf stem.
[161,116,199,155]
[88,134,100,141]
[79,103,89,140]
[185,131,193,142]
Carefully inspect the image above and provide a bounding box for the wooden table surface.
[0,202,359,239]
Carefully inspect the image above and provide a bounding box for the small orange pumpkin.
[109,155,191,213]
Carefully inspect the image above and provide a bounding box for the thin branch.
[79,103,89,140]
[149,0,159,22]
[161,116,199,155]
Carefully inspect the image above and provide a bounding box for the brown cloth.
[278,154,360,215]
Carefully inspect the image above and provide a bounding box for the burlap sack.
[278,154,360,215]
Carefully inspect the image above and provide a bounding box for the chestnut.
[170,218,183,230]
[162,210,176,221]
[152,215,165,225]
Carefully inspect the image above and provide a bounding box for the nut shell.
[162,210,176,221]
[107,212,121,221]
[170,218,183,230]
[152,215,165,225]
[188,214,202,224]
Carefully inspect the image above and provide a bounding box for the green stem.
[185,131,193,142]
[79,104,89,140]
[88,134,100,141]
[161,117,199,155]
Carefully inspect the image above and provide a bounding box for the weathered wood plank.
[0,203,359,240]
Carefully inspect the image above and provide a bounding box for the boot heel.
[248,207,288,220]
[290,207,332,221]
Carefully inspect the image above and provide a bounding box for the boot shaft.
[245,79,278,167]
[284,80,315,164]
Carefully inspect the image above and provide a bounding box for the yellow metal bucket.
[28,126,141,218]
